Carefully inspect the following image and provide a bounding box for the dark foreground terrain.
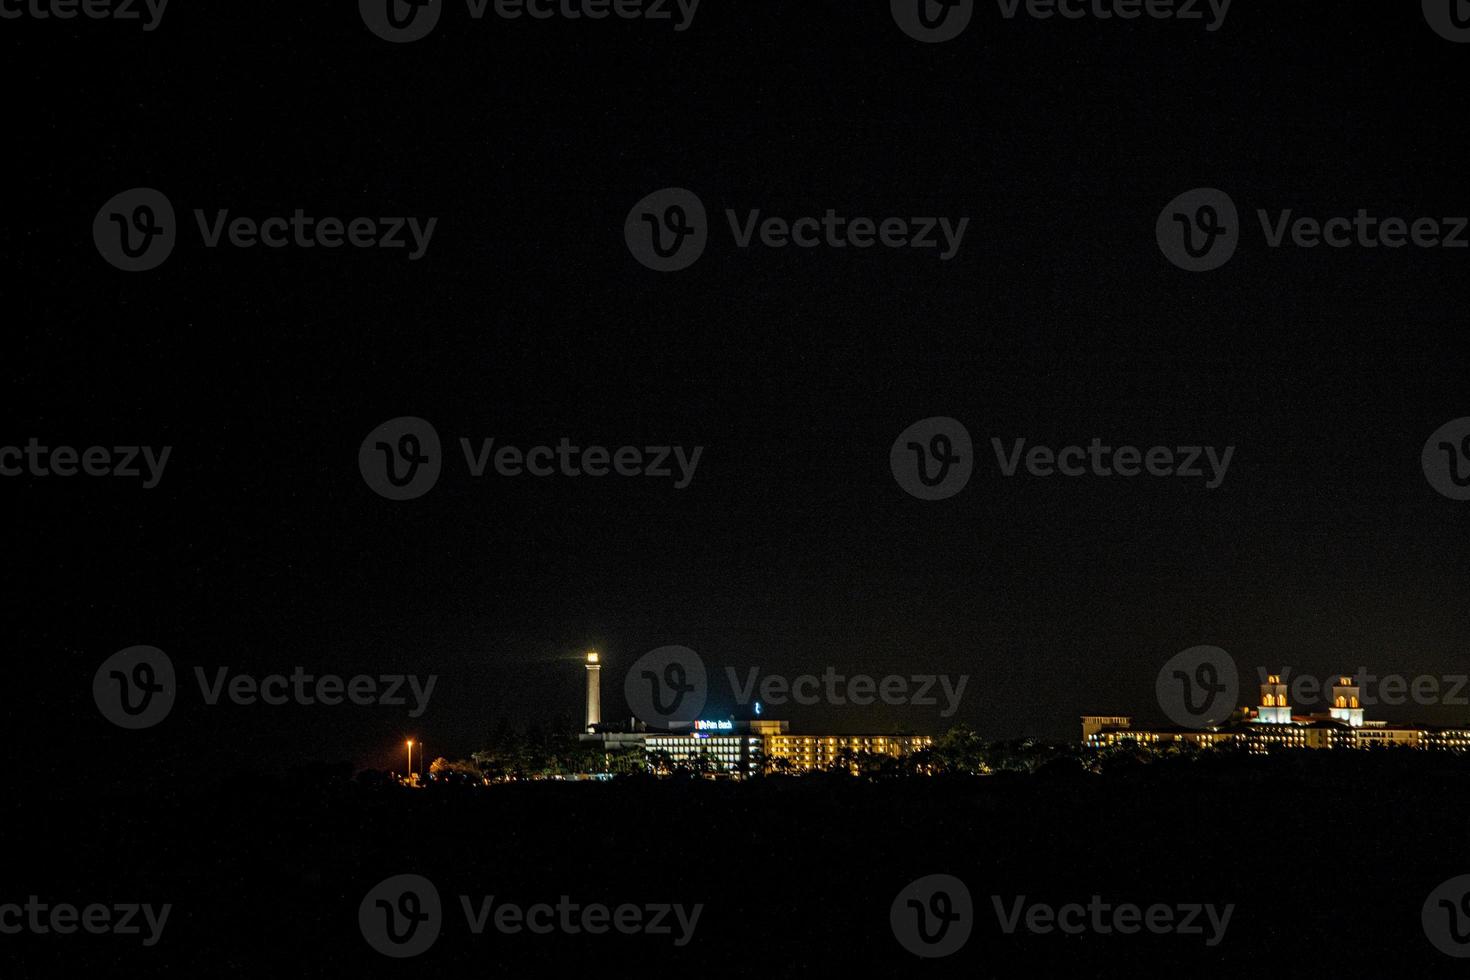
[5,752,1470,977]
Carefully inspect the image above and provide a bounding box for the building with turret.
[1083,670,1470,754]
[576,651,933,776]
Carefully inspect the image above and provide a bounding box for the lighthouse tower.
[585,651,602,732]
[1256,673,1293,724]
[1330,675,1364,728]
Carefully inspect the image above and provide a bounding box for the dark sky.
[5,1,1469,781]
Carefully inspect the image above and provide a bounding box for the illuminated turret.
[1256,673,1292,724]
[1330,675,1364,728]
[585,651,602,732]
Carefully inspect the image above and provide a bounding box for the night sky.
[6,1,1469,783]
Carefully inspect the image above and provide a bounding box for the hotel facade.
[575,653,933,776]
[1083,673,1470,753]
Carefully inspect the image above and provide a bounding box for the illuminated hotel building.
[591,718,934,776]
[1083,671,1470,754]
[1256,674,1292,724]
[576,656,933,775]
[642,720,777,774]
[1328,675,1364,727]
[763,732,933,770]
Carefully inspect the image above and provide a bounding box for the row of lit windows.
[1087,731,1470,753]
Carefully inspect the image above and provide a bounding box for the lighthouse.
[585,650,602,732]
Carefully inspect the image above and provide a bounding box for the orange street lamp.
[406,739,413,781]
